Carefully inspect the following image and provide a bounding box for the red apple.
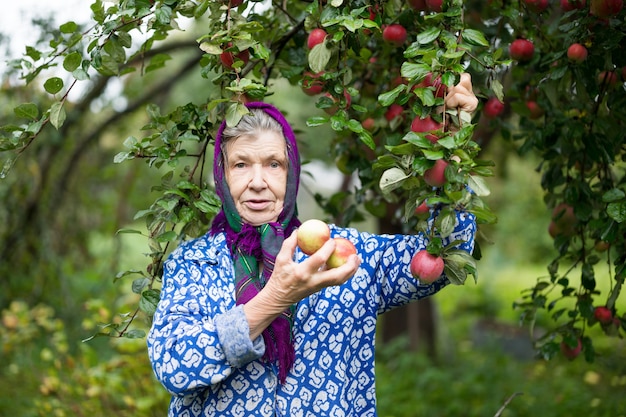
[549,202,577,237]
[362,117,376,131]
[524,0,550,12]
[525,100,544,119]
[384,104,405,122]
[567,43,588,63]
[561,0,586,10]
[410,115,442,143]
[424,159,449,187]
[220,46,250,70]
[594,306,613,324]
[408,0,428,10]
[323,90,351,115]
[590,0,623,17]
[302,71,325,96]
[560,338,582,359]
[410,250,444,283]
[425,0,443,12]
[416,73,446,98]
[598,70,618,88]
[509,39,535,62]
[327,237,357,268]
[595,240,610,252]
[382,24,408,46]
[297,219,331,255]
[415,201,430,216]
[484,97,505,118]
[307,28,327,49]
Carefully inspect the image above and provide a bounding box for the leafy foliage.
[0,0,624,366]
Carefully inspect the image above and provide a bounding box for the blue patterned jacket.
[147,211,476,416]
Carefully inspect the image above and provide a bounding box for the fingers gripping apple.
[297,220,357,268]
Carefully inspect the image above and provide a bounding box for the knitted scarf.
[210,102,301,383]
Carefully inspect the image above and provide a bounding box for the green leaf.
[132,277,151,294]
[116,228,143,235]
[123,329,146,339]
[415,27,441,45]
[139,289,161,315]
[156,230,177,242]
[602,188,625,203]
[308,43,332,73]
[461,28,489,47]
[306,116,330,127]
[49,102,66,129]
[379,167,409,194]
[14,103,39,120]
[400,62,431,81]
[59,21,78,34]
[378,85,405,107]
[44,77,64,94]
[467,175,491,197]
[225,102,249,127]
[607,202,626,223]
[63,52,82,72]
[358,130,376,150]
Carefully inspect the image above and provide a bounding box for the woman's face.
[224,130,287,226]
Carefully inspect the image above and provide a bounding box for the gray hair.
[220,108,284,146]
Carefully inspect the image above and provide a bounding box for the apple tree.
[1,0,624,363]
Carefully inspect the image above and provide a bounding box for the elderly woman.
[147,76,478,417]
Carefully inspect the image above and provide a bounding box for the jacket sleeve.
[334,209,476,314]
[146,237,264,396]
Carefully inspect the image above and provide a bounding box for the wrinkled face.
[224,130,288,226]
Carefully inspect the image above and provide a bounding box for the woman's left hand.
[444,73,478,113]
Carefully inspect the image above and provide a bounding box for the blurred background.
[1,2,625,417]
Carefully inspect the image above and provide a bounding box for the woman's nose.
[248,164,266,189]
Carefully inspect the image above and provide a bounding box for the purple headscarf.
[210,102,301,383]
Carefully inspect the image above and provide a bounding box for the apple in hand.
[327,237,357,268]
[410,250,444,283]
[424,159,449,187]
[297,219,331,255]
[509,38,535,62]
[307,28,327,49]
[382,24,407,46]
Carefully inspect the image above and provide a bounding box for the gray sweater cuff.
[214,305,265,368]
